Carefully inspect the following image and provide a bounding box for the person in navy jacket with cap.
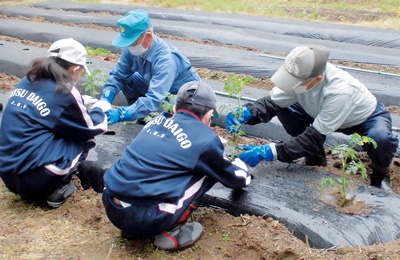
[93,9,200,125]
[0,38,107,208]
[102,81,251,250]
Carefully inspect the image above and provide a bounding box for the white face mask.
[128,37,147,56]
[292,77,316,94]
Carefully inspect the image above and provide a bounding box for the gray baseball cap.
[176,81,219,118]
[271,45,329,92]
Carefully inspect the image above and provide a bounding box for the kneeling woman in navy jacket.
[0,38,107,208]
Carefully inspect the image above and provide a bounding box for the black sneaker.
[46,181,76,208]
[370,170,393,192]
[154,222,204,250]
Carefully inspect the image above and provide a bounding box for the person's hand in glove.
[238,143,277,167]
[100,89,116,104]
[226,106,251,134]
[231,157,248,172]
[105,106,134,125]
[92,100,112,113]
[81,95,99,110]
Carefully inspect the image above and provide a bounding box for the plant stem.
[341,152,348,202]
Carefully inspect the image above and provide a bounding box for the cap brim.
[112,33,140,48]
[83,64,91,76]
[271,65,303,92]
[213,109,219,119]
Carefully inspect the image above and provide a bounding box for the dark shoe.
[305,150,327,166]
[136,118,147,125]
[370,170,393,191]
[47,181,76,208]
[75,164,91,190]
[154,222,204,250]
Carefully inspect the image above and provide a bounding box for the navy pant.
[102,180,215,239]
[1,143,92,199]
[276,101,398,169]
[122,73,149,105]
[1,166,74,199]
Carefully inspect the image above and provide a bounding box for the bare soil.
[1,6,400,260]
[0,124,399,259]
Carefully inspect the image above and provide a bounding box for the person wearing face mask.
[93,9,200,125]
[102,81,250,250]
[226,45,398,191]
[0,38,107,208]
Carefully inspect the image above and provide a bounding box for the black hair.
[175,101,211,119]
[26,57,79,93]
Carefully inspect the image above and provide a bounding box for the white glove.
[81,95,99,110]
[232,157,248,172]
[92,99,112,112]
[219,136,228,148]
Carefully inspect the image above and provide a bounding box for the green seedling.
[86,46,110,58]
[143,92,175,123]
[320,133,377,204]
[81,46,109,98]
[122,121,132,126]
[81,69,108,98]
[219,74,254,159]
[161,92,175,113]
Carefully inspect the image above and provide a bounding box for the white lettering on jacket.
[26,92,50,116]
[143,115,192,149]
[163,119,191,149]
[10,88,29,98]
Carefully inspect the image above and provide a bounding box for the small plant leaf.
[321,133,377,204]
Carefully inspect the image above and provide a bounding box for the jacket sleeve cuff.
[269,143,278,161]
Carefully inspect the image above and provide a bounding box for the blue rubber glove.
[226,106,251,134]
[101,89,116,104]
[238,143,277,167]
[105,106,134,125]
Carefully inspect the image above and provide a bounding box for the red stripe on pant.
[178,203,197,223]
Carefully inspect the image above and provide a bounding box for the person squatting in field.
[0,38,107,208]
[102,81,251,250]
[227,45,398,191]
[93,9,200,125]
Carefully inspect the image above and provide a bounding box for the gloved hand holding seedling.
[220,74,254,159]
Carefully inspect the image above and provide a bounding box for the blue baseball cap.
[112,9,151,48]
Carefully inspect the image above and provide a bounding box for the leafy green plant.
[320,133,377,204]
[81,46,109,98]
[161,92,175,113]
[143,92,175,123]
[86,46,110,58]
[219,74,254,159]
[81,69,108,98]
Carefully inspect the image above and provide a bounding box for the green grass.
[81,0,400,14]
[73,0,400,29]
[2,0,399,29]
